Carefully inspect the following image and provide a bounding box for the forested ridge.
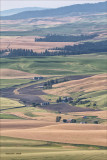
[1,1,107,20]
[35,34,98,42]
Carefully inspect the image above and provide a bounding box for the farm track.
[0,74,98,112]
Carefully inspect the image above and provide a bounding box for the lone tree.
[59,97,62,102]
[94,120,99,124]
[71,119,76,123]
[56,116,61,122]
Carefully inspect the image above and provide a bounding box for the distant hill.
[1,1,107,20]
[1,7,47,16]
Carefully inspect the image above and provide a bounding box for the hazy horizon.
[1,0,106,11]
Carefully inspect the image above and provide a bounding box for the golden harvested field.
[0,36,78,52]
[1,119,107,146]
[0,68,42,79]
[0,119,56,130]
[44,74,107,96]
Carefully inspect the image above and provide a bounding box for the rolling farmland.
[0,2,107,160]
[1,55,107,76]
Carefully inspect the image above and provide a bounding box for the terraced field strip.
[1,136,107,160]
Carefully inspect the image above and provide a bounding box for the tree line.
[35,34,98,42]
[0,40,107,57]
[52,40,107,55]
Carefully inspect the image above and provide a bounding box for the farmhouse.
[40,102,50,106]
[57,97,73,103]
[33,76,44,80]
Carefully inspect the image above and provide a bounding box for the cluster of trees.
[35,34,98,42]
[53,40,107,55]
[43,78,70,89]
[8,49,35,56]
[70,97,90,105]
[43,79,59,89]
[55,96,92,106]
[56,97,62,103]
[43,81,53,89]
[0,40,106,57]
[56,97,73,103]
[69,97,97,108]
[56,116,61,122]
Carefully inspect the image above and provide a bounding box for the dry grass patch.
[0,119,56,130]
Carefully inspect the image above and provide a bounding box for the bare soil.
[40,103,96,113]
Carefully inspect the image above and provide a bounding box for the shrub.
[56,116,61,122]
[63,119,67,123]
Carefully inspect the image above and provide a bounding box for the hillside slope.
[1,7,47,16]
[1,1,107,20]
[44,74,107,95]
[44,74,107,109]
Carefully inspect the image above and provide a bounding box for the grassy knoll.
[1,136,107,160]
[0,97,23,110]
[0,54,107,76]
[24,112,38,117]
[0,79,33,89]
